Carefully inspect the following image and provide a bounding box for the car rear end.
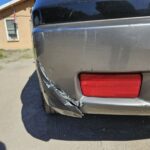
[32,0,150,117]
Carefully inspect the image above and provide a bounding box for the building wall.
[0,0,34,50]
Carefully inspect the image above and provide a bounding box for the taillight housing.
[79,73,142,98]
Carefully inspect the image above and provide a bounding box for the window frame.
[4,18,19,42]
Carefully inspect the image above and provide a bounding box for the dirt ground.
[0,51,150,150]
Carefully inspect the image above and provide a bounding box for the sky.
[0,0,11,6]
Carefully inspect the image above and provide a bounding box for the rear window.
[33,0,150,26]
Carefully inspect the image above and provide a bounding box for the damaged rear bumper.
[37,62,150,118]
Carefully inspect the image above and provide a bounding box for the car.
[32,0,150,118]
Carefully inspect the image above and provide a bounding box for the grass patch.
[0,49,7,59]
[0,49,34,62]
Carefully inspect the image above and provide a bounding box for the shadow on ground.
[21,72,150,141]
[0,142,6,150]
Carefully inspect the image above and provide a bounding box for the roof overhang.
[0,0,26,12]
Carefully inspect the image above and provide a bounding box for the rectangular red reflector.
[80,74,142,98]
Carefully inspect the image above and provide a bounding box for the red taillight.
[80,74,142,98]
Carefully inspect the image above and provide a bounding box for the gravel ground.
[0,56,150,150]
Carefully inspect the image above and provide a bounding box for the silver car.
[32,0,150,118]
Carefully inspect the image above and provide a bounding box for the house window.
[5,19,19,41]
